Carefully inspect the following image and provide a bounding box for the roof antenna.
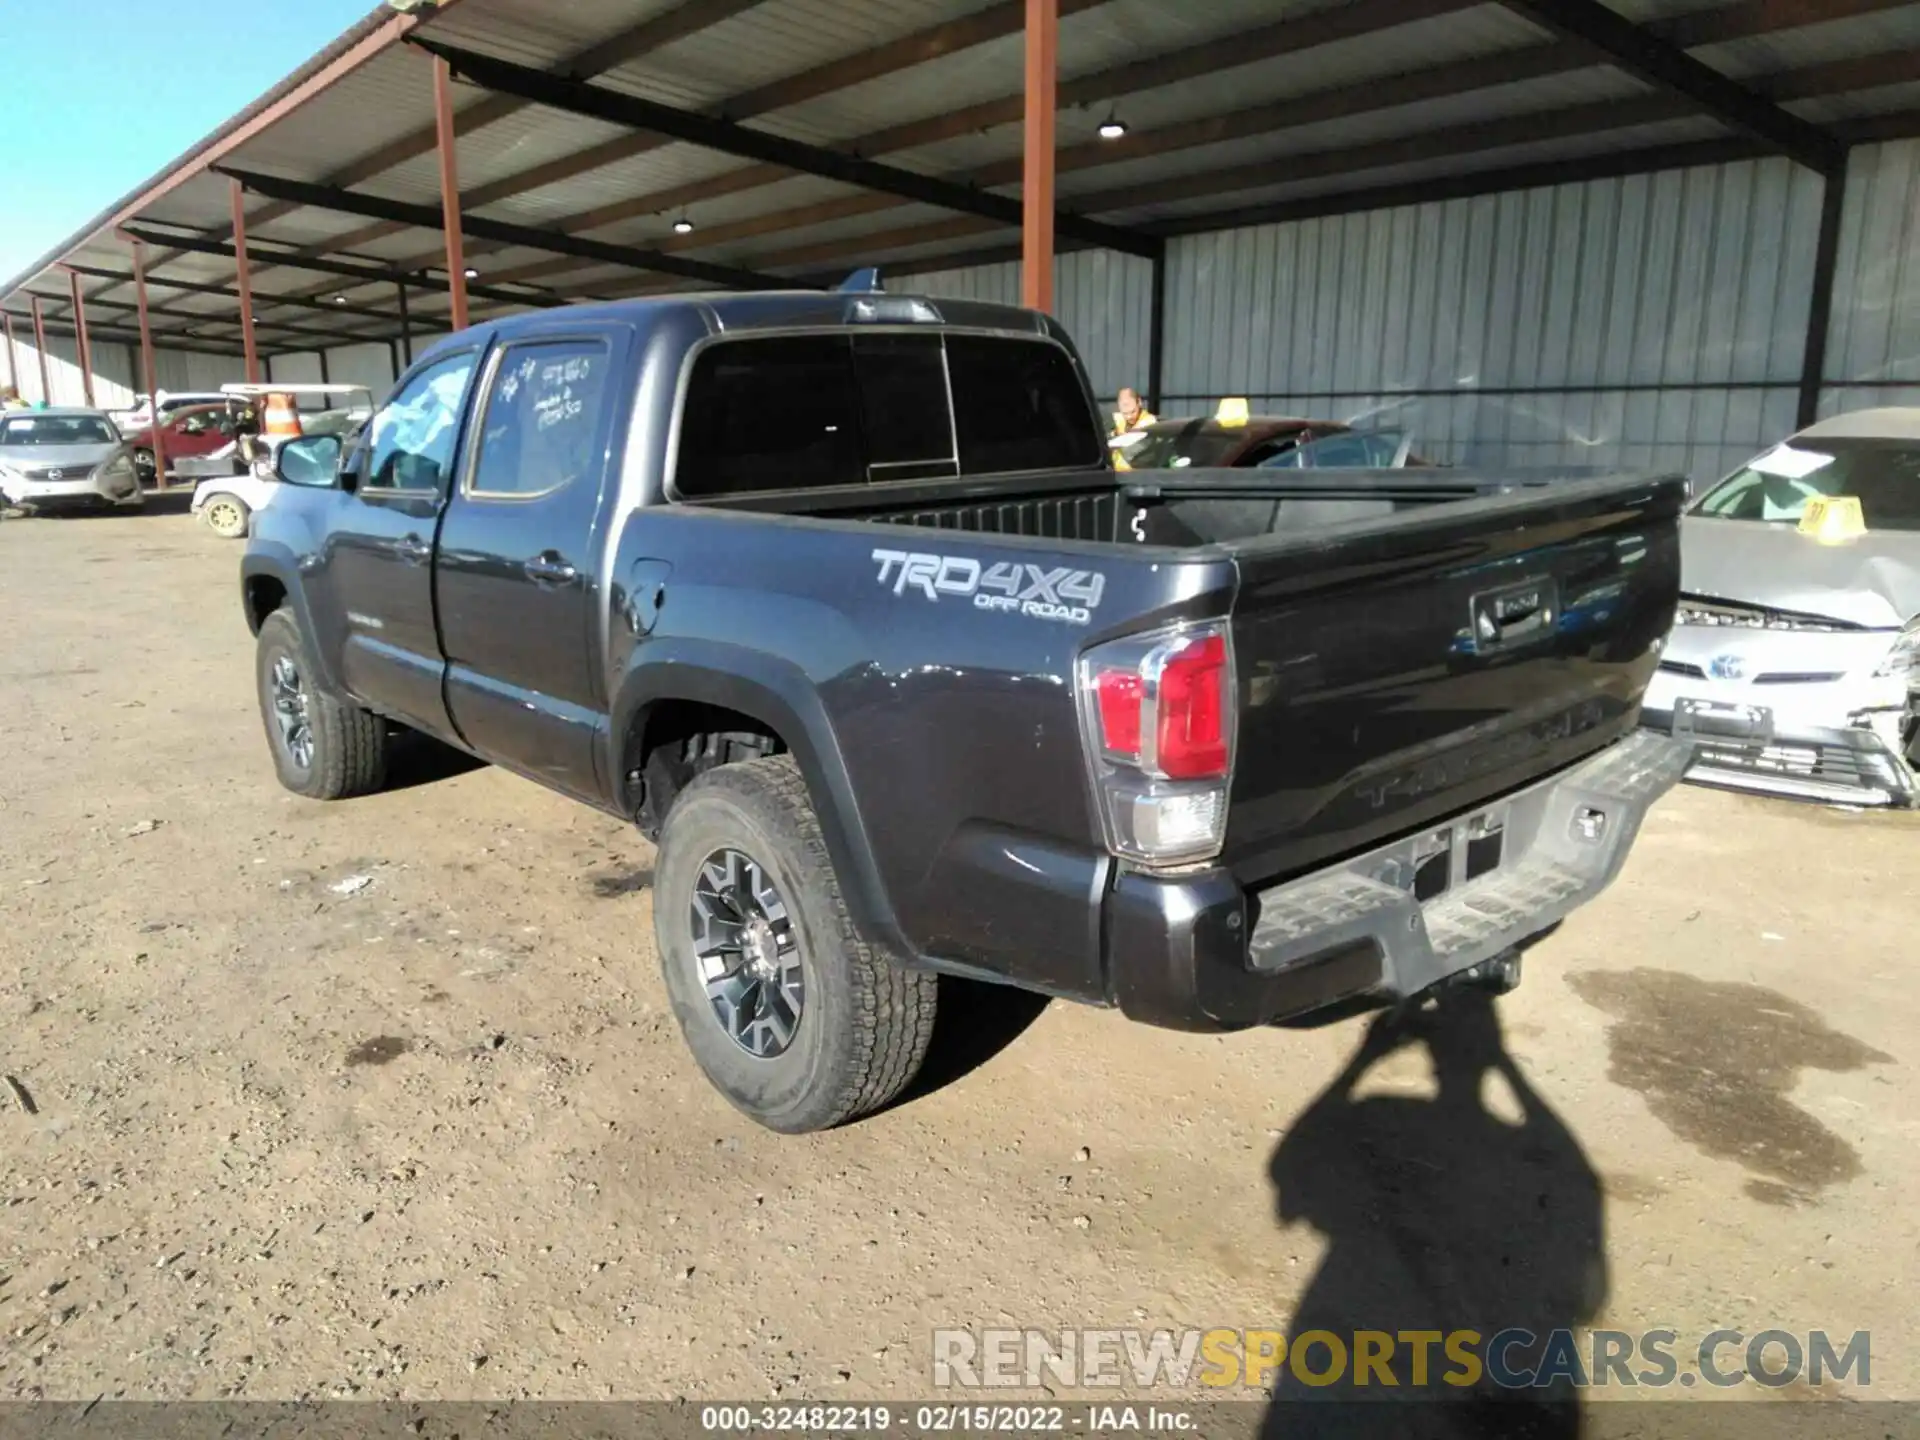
[837,267,883,293]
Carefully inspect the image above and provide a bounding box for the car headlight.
[1872,617,1920,678]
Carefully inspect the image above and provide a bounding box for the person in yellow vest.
[1111,386,1156,437]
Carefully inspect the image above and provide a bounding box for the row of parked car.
[0,384,373,536]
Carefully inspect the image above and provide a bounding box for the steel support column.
[2,313,17,393]
[129,238,167,489]
[64,269,97,405]
[29,296,52,402]
[231,177,262,383]
[1147,250,1166,414]
[434,54,470,331]
[1797,160,1848,428]
[1022,0,1058,312]
[396,280,414,365]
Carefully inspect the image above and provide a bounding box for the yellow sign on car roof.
[1215,397,1249,428]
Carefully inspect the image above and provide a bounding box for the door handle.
[523,553,578,585]
[396,533,431,564]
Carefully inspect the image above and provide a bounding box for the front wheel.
[654,755,936,1133]
[202,492,250,538]
[132,448,155,482]
[255,609,389,799]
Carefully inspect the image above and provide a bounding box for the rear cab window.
[672,329,1100,500]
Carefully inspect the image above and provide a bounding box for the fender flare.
[610,638,908,958]
[239,549,341,694]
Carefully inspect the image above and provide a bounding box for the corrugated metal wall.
[1821,137,1920,421]
[1162,156,1826,483]
[908,250,1155,400]
[907,140,1919,486]
[269,343,398,395]
[6,336,235,408]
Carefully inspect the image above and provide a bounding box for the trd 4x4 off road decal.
[871,549,1106,626]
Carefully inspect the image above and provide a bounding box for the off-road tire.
[255,609,389,800]
[655,754,936,1132]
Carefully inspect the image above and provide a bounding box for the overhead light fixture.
[1097,110,1128,141]
[332,295,349,305]
[464,267,479,279]
[672,216,695,235]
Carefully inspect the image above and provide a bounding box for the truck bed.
[697,466,1615,549]
[695,466,1686,890]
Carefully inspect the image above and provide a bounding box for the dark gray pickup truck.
[241,289,1690,1132]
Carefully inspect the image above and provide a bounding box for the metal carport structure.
[3,0,1917,480]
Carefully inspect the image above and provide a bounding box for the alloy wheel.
[690,848,804,1058]
[269,654,314,770]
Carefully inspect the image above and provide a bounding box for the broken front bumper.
[1104,731,1692,1031]
[1639,705,1917,807]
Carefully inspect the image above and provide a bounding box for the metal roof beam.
[1498,0,1843,172]
[218,168,798,291]
[1652,0,1915,50]
[17,280,386,347]
[224,0,777,280]
[474,0,1872,294]
[58,264,406,327]
[120,226,571,309]
[410,38,1162,260]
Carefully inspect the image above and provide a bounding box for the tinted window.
[1693,439,1920,531]
[0,415,118,446]
[852,333,955,480]
[676,335,862,498]
[365,352,476,493]
[1124,422,1259,471]
[944,335,1101,475]
[468,339,611,498]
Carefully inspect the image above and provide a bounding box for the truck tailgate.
[1220,474,1685,885]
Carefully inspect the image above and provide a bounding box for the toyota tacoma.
[238,289,1691,1132]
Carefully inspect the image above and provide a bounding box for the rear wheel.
[654,755,936,1132]
[202,493,250,538]
[132,448,155,482]
[255,609,389,800]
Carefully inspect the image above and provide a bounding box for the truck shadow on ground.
[891,977,1051,1108]
[1263,987,1604,1439]
[383,730,488,791]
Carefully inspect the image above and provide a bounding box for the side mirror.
[276,433,344,488]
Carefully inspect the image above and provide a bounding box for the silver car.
[1643,408,1920,806]
[0,409,145,513]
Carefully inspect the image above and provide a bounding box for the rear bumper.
[1103,731,1691,1031]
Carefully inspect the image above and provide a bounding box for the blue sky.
[0,1,374,286]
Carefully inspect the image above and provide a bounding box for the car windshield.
[1123,423,1251,470]
[0,415,117,446]
[1691,438,1920,532]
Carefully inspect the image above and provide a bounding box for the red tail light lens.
[1155,633,1228,779]
[1093,669,1144,760]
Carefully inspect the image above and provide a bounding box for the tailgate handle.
[1470,579,1557,651]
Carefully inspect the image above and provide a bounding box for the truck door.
[323,349,481,740]
[434,328,627,801]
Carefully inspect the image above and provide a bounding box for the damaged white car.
[1643,408,1920,806]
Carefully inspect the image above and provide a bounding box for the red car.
[120,402,239,480]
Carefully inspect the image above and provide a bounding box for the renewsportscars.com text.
[931,1327,1871,1391]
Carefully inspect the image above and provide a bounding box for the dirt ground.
[2,504,1916,1415]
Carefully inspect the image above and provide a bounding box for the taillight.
[1078,623,1236,865]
